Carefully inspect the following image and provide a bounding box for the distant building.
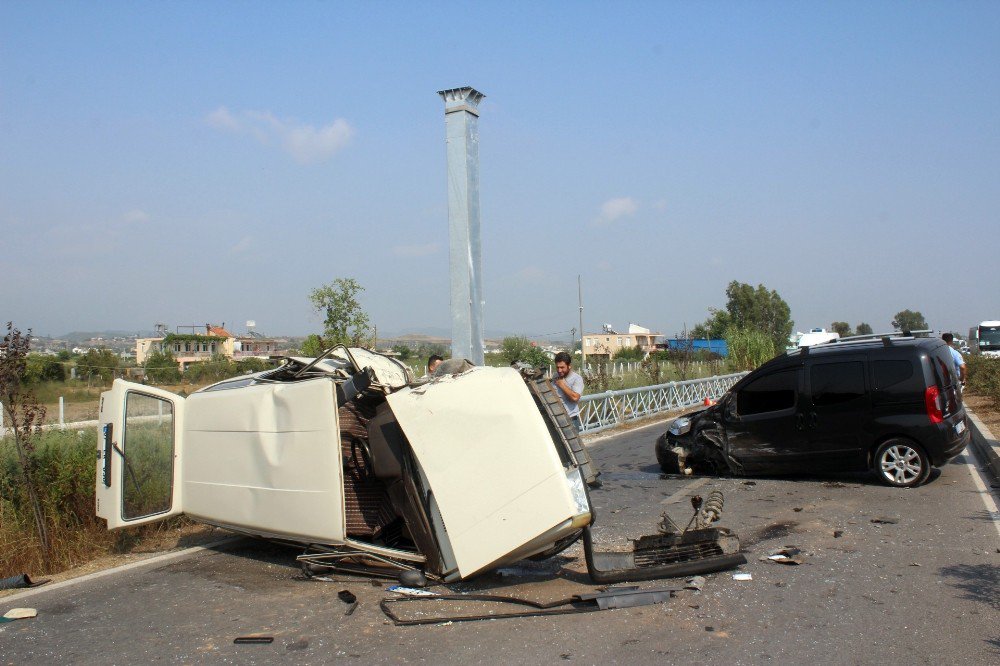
[136,323,285,370]
[583,323,661,360]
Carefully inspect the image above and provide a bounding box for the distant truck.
[970,321,1000,358]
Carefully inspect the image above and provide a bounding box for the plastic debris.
[684,576,706,591]
[766,547,803,565]
[2,608,37,620]
[732,573,752,581]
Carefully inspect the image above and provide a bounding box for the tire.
[874,438,930,488]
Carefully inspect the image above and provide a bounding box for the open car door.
[96,379,184,529]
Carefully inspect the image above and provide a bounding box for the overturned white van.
[96,348,743,583]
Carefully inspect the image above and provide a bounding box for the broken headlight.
[668,416,692,436]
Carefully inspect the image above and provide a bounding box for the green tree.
[855,322,873,335]
[691,310,731,341]
[24,354,66,383]
[76,348,119,384]
[891,309,928,332]
[144,349,181,384]
[695,281,793,351]
[392,344,413,361]
[612,345,645,361]
[830,322,852,337]
[309,278,373,347]
[184,354,236,383]
[499,336,550,367]
[299,334,327,357]
[725,326,777,372]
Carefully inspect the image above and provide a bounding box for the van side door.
[802,356,869,470]
[724,366,808,473]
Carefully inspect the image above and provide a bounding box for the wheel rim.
[879,444,923,485]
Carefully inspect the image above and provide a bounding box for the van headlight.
[668,417,692,436]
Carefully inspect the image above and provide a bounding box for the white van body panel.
[182,378,346,544]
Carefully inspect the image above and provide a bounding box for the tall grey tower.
[438,86,485,364]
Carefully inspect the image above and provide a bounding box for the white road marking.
[660,476,710,505]
[960,452,1000,542]
[0,536,241,604]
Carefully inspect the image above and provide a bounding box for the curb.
[966,408,1000,484]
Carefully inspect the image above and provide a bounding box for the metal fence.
[578,371,748,434]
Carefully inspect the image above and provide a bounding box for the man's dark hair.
[428,354,444,368]
[942,332,954,343]
[554,351,572,365]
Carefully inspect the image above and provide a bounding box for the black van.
[656,336,970,487]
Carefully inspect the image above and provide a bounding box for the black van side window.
[811,362,865,406]
[737,369,796,415]
[873,360,912,390]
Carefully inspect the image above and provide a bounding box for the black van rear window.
[873,360,913,390]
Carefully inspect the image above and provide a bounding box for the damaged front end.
[656,404,739,477]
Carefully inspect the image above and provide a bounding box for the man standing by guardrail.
[553,351,584,431]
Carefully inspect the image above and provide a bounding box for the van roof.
[782,336,942,360]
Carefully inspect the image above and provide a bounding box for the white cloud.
[230,236,253,255]
[122,209,149,224]
[598,197,638,224]
[205,106,354,164]
[392,243,440,257]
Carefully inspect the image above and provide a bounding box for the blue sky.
[2,1,998,341]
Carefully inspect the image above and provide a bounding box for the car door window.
[737,369,797,416]
[810,361,865,407]
[122,392,175,520]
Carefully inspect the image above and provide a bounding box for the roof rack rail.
[795,329,933,352]
[836,329,932,343]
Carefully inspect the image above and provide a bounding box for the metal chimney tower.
[438,86,485,364]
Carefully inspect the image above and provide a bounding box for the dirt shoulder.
[0,523,222,599]
[965,394,1000,434]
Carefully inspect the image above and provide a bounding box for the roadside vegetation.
[966,355,1000,408]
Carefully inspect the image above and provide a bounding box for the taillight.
[924,385,943,424]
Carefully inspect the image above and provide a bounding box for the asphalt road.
[2,419,999,665]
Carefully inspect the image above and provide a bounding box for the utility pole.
[438,86,486,364]
[578,275,585,370]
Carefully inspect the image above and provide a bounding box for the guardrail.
[578,371,748,434]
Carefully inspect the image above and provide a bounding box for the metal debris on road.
[233,636,274,645]
[380,585,681,625]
